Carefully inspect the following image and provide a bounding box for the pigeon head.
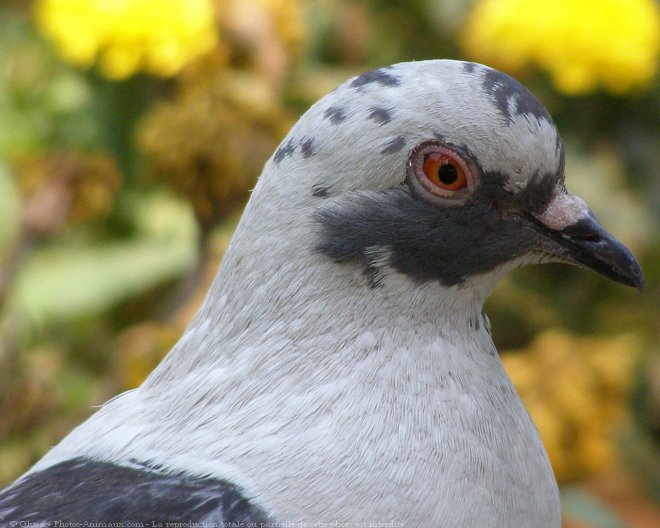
[258,60,642,295]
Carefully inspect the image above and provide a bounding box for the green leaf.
[15,193,198,326]
[0,163,21,259]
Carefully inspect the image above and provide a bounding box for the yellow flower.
[462,0,659,95]
[501,330,640,481]
[35,0,218,80]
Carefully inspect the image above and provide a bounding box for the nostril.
[560,218,604,243]
[566,231,602,243]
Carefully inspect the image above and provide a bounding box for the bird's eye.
[423,153,467,191]
[408,141,475,202]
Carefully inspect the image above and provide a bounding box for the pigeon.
[0,60,643,528]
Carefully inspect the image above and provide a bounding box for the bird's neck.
[145,231,501,388]
[146,165,512,385]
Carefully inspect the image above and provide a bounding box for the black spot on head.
[556,135,566,181]
[381,136,406,154]
[481,308,492,335]
[475,168,513,201]
[469,313,481,330]
[300,137,316,158]
[515,173,559,214]
[0,457,272,524]
[324,105,346,124]
[462,61,479,74]
[480,169,559,215]
[482,68,552,124]
[315,186,539,287]
[368,106,393,125]
[312,183,331,198]
[273,138,296,164]
[351,67,401,89]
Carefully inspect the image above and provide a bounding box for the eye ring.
[407,141,477,202]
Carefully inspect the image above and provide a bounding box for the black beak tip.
[557,217,645,292]
[626,258,645,292]
[589,230,644,292]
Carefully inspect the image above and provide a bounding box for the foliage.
[0,1,657,522]
[138,65,294,230]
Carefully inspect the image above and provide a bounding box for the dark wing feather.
[0,458,271,526]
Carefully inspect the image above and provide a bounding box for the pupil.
[438,164,458,185]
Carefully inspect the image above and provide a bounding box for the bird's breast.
[235,331,561,527]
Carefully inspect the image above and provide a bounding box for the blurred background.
[0,0,657,525]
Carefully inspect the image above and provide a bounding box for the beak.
[530,190,644,291]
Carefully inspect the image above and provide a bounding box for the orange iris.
[422,153,467,191]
